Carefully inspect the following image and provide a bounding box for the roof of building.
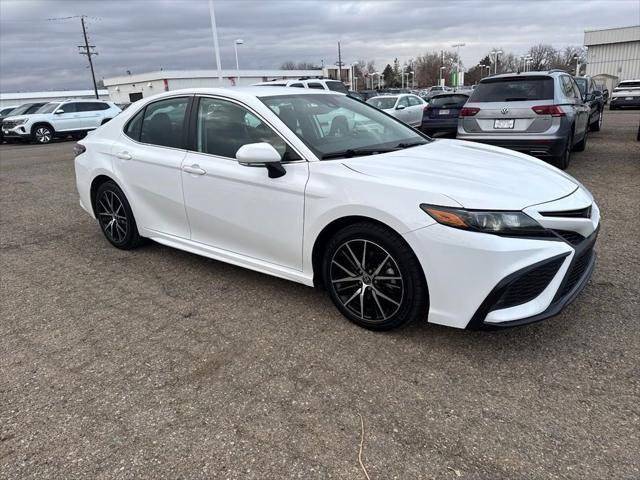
[584,25,640,46]
[103,70,323,86]
[0,90,109,101]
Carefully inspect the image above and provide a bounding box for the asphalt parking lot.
[1,111,639,479]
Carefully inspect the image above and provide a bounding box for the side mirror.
[236,142,286,178]
[593,90,602,97]
[54,109,65,114]
[396,104,406,110]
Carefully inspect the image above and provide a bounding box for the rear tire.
[590,109,603,132]
[322,222,428,331]
[573,128,588,152]
[552,132,572,170]
[94,181,144,250]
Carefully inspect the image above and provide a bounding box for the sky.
[0,0,636,92]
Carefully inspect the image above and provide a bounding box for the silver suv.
[457,71,590,169]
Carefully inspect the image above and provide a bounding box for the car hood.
[342,139,579,210]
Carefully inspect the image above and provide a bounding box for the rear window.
[470,77,554,102]
[616,81,640,89]
[326,81,349,94]
[428,94,469,107]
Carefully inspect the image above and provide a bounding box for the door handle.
[183,164,206,175]
[116,151,132,160]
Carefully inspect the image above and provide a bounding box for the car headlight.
[420,204,550,236]
[7,119,27,126]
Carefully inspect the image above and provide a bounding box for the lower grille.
[559,247,593,297]
[2,120,20,129]
[540,206,592,219]
[553,230,585,246]
[493,257,565,310]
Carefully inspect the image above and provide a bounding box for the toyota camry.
[74,88,599,330]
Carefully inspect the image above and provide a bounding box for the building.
[584,25,640,91]
[0,89,110,108]
[104,69,323,103]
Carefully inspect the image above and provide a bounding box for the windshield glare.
[366,96,397,109]
[36,102,62,114]
[260,94,427,159]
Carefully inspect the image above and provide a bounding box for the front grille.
[540,206,592,219]
[559,247,593,297]
[2,120,20,129]
[553,230,586,246]
[492,257,565,310]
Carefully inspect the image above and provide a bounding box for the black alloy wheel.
[95,181,144,249]
[323,222,428,330]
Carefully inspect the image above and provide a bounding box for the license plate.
[494,119,515,129]
[439,109,450,115]
[625,97,633,100]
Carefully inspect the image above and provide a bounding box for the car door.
[568,77,589,140]
[53,102,79,131]
[75,102,103,130]
[395,96,410,122]
[180,95,308,270]
[407,95,425,126]
[111,96,191,239]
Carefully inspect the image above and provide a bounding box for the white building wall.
[584,25,640,82]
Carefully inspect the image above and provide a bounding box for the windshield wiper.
[396,141,428,149]
[321,148,398,160]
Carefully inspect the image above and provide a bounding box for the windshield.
[260,94,428,159]
[574,78,587,95]
[36,102,62,114]
[366,96,397,109]
[470,76,554,102]
[8,103,38,116]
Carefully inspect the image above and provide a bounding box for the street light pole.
[234,39,243,84]
[208,0,223,84]
[491,49,503,75]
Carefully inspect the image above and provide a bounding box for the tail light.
[423,105,430,112]
[73,143,86,156]
[460,107,480,117]
[532,105,565,117]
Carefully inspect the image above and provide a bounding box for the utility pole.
[337,41,342,82]
[78,16,99,99]
[208,0,223,84]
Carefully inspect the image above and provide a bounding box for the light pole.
[234,39,244,83]
[410,71,415,89]
[350,61,358,91]
[208,0,223,84]
[491,49,503,75]
[573,54,580,76]
[439,66,446,86]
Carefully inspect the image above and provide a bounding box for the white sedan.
[74,87,599,330]
[366,94,426,127]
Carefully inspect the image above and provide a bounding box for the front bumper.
[455,134,566,159]
[1,124,30,139]
[403,192,599,329]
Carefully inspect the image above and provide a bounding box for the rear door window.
[307,83,325,90]
[470,77,554,102]
[407,96,423,106]
[326,81,349,94]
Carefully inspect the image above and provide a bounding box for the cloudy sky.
[0,0,636,92]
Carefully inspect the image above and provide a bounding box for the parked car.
[2,99,121,144]
[609,79,640,110]
[366,94,426,127]
[573,76,604,131]
[253,78,350,95]
[0,102,47,142]
[0,105,18,117]
[457,71,590,169]
[420,92,469,136]
[75,87,599,331]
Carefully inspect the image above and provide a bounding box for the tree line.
[281,43,586,89]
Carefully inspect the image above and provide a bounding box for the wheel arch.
[31,121,55,134]
[311,215,415,287]
[90,174,122,216]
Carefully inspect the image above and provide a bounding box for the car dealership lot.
[1,111,639,479]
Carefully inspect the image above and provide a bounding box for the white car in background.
[2,99,121,144]
[253,78,349,94]
[609,79,640,110]
[74,87,599,331]
[366,94,426,127]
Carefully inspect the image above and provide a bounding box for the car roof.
[153,86,339,100]
[481,71,566,82]
[57,99,110,103]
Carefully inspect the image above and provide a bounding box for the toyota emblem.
[501,107,509,114]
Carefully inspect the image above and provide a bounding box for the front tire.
[322,222,428,331]
[32,125,54,144]
[94,181,144,250]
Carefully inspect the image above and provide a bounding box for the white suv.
[2,99,121,144]
[253,78,349,94]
